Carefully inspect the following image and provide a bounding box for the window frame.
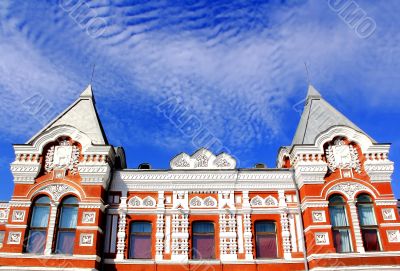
[129,221,153,259]
[328,194,353,253]
[191,221,215,260]
[54,196,79,255]
[25,195,51,254]
[254,220,278,259]
[104,214,119,255]
[356,194,381,252]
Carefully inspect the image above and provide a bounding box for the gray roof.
[27,85,109,145]
[291,85,374,146]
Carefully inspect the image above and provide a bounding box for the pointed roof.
[27,85,108,145]
[291,85,375,146]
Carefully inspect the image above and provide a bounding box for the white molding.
[79,233,94,246]
[82,212,96,224]
[314,232,329,245]
[382,208,396,221]
[11,210,25,222]
[311,210,326,223]
[307,251,400,261]
[7,232,22,244]
[305,225,332,233]
[170,148,236,170]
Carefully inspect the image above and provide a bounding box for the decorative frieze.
[189,196,217,208]
[36,183,79,202]
[382,208,396,221]
[364,159,394,182]
[327,182,371,200]
[127,196,156,208]
[250,195,278,207]
[170,149,236,170]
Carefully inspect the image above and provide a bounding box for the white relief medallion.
[312,211,326,223]
[12,210,25,222]
[315,232,329,245]
[45,140,80,174]
[326,139,361,173]
[80,233,94,246]
[82,212,96,224]
[382,209,396,221]
[7,232,22,244]
[387,230,400,243]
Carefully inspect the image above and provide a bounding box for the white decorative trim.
[326,182,375,200]
[382,208,396,221]
[375,200,398,206]
[189,196,217,208]
[326,139,361,173]
[82,212,96,224]
[0,209,9,223]
[11,210,25,222]
[80,233,94,246]
[250,195,278,207]
[127,196,156,208]
[311,210,326,223]
[35,183,80,202]
[170,148,236,169]
[314,232,329,245]
[301,201,329,211]
[7,232,22,244]
[387,230,400,243]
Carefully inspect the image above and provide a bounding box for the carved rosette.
[326,139,361,173]
[45,140,80,175]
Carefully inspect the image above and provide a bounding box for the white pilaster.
[243,212,253,260]
[44,202,58,255]
[219,212,237,261]
[116,196,127,260]
[348,200,365,253]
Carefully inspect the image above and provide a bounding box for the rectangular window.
[332,229,352,253]
[255,221,277,258]
[362,229,380,251]
[26,230,47,253]
[0,231,4,247]
[104,214,119,254]
[192,222,215,260]
[55,232,75,254]
[129,222,152,259]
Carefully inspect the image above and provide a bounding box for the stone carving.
[250,195,278,207]
[315,232,329,245]
[189,196,217,208]
[80,233,94,246]
[382,209,395,220]
[45,140,80,174]
[326,139,361,173]
[127,196,156,208]
[327,182,368,199]
[170,148,236,169]
[387,230,400,243]
[7,232,21,244]
[82,212,96,224]
[40,184,75,201]
[312,211,326,223]
[0,209,9,222]
[12,210,25,222]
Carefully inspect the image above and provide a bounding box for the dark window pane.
[35,196,50,204]
[31,206,50,228]
[329,195,345,204]
[56,232,75,254]
[62,197,78,205]
[129,235,151,259]
[332,229,352,253]
[193,222,214,233]
[362,229,380,251]
[131,222,151,233]
[255,222,276,233]
[256,234,277,258]
[26,230,46,254]
[59,206,78,229]
[357,194,372,203]
[193,235,215,259]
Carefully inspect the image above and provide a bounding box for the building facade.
[0,85,399,271]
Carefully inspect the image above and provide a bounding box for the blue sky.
[0,0,399,200]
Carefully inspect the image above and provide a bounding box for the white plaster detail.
[219,213,237,261]
[82,212,96,224]
[155,214,164,260]
[36,183,78,202]
[382,208,396,221]
[250,195,278,207]
[0,209,9,223]
[11,210,25,222]
[170,148,236,169]
[326,139,361,173]
[189,196,217,208]
[327,182,374,200]
[45,140,80,175]
[7,232,22,244]
[80,233,94,246]
[314,232,329,245]
[312,211,326,223]
[387,230,400,243]
[281,212,292,259]
[127,196,156,208]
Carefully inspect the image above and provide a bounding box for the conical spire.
[291,85,374,146]
[27,84,108,145]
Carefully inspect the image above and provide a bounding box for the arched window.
[329,195,352,252]
[357,194,380,251]
[255,221,277,258]
[129,221,152,259]
[26,196,51,253]
[55,196,78,254]
[192,221,215,259]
